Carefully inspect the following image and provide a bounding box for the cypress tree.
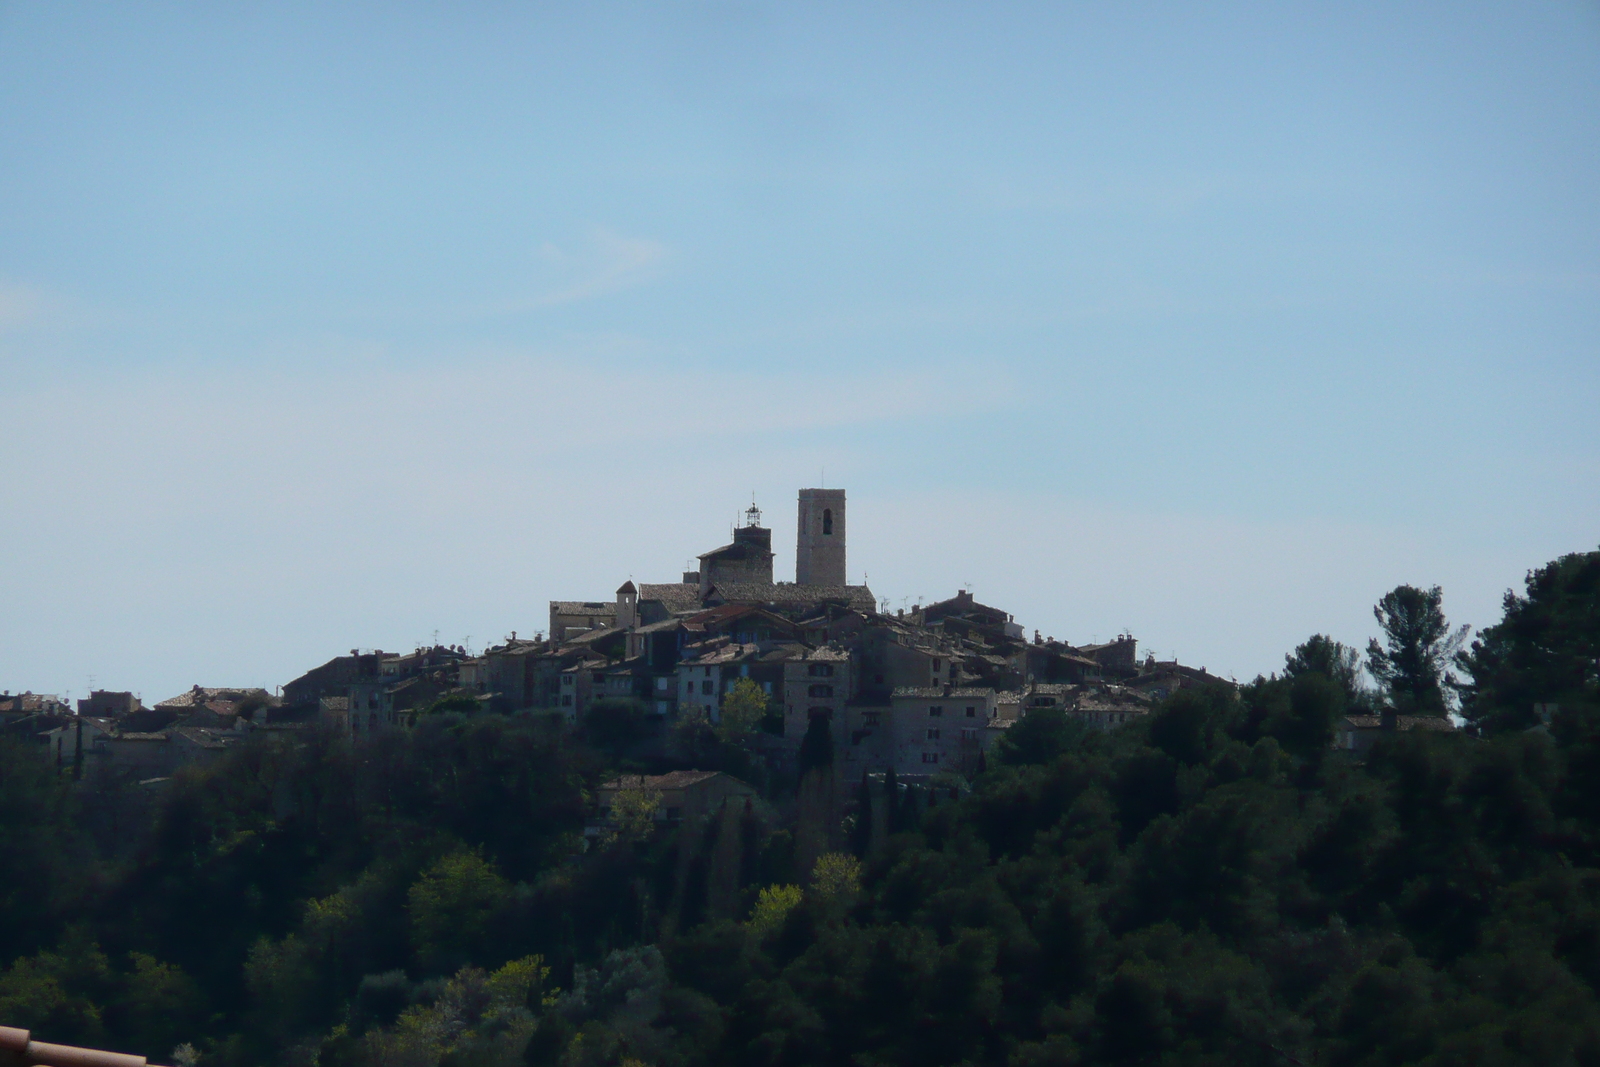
[850,771,873,856]
[798,714,833,777]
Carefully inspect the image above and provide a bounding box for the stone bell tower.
[795,488,846,586]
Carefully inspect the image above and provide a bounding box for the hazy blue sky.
[3,1,1597,704]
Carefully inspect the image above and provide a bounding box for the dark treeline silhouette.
[0,548,1596,1067]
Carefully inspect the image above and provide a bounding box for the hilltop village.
[2,489,1227,784]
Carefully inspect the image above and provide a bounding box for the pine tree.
[1367,585,1469,716]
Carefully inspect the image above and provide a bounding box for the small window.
[922,752,939,764]
[927,727,940,739]
[931,658,941,671]
[701,680,714,695]
[864,712,881,727]
[808,663,834,677]
[966,706,976,717]
[809,684,834,698]
[562,695,573,706]
[563,676,573,686]
[929,705,943,717]
[593,673,605,683]
[823,508,833,535]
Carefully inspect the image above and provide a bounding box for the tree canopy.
[2,549,1599,1067]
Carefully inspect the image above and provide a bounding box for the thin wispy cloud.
[516,229,668,311]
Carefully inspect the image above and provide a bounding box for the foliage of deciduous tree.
[810,852,862,904]
[606,787,660,844]
[745,884,802,938]
[407,851,513,971]
[994,704,1091,766]
[582,698,650,758]
[717,677,769,740]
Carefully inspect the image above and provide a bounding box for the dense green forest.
[2,549,1597,1067]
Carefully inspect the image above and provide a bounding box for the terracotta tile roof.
[679,642,759,666]
[171,726,235,749]
[758,643,810,662]
[154,687,270,709]
[706,582,876,612]
[568,626,622,647]
[637,583,703,612]
[0,694,67,714]
[1074,697,1150,714]
[599,770,725,791]
[892,687,997,699]
[1341,715,1456,732]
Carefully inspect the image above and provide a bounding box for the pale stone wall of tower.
[795,488,847,586]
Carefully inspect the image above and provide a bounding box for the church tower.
[795,488,846,586]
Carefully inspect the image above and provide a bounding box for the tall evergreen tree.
[798,714,833,777]
[850,772,873,857]
[1457,548,1600,732]
[1284,633,1366,708]
[1367,584,1469,716]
